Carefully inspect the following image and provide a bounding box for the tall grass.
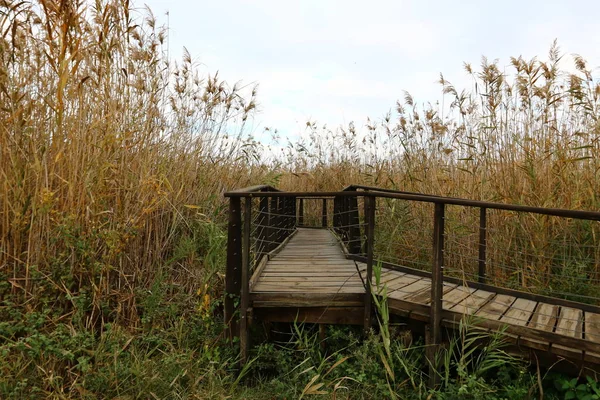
[0,0,267,328]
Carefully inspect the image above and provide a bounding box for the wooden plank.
[442,286,475,310]
[261,272,365,277]
[259,277,363,283]
[450,289,495,315]
[384,275,422,296]
[405,282,458,305]
[528,303,558,332]
[475,294,515,320]
[554,306,584,359]
[251,292,364,307]
[586,312,600,344]
[500,298,537,326]
[520,303,558,352]
[253,281,364,289]
[252,286,363,293]
[392,278,432,301]
[555,307,583,338]
[253,307,364,325]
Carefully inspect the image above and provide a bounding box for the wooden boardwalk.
[224,184,600,381]
[250,228,600,364]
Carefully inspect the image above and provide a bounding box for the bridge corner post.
[333,196,340,234]
[290,196,297,235]
[363,195,376,334]
[240,196,252,364]
[428,202,445,389]
[298,198,304,227]
[225,196,242,342]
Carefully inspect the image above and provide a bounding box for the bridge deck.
[250,228,600,363]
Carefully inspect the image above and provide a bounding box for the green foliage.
[547,375,600,400]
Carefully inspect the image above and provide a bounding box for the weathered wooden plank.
[528,303,558,332]
[251,292,364,307]
[405,282,458,305]
[555,307,583,338]
[253,307,365,325]
[586,312,600,344]
[442,286,475,310]
[450,289,495,315]
[392,278,432,301]
[384,275,423,296]
[553,307,584,359]
[500,298,537,326]
[519,303,559,352]
[259,276,363,283]
[252,286,363,293]
[261,272,365,277]
[475,294,515,320]
[254,281,364,288]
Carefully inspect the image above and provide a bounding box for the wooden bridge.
[224,185,600,385]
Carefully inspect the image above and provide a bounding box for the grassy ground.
[2,0,600,398]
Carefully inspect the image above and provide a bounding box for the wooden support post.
[478,207,487,284]
[362,190,369,254]
[322,198,328,227]
[364,195,375,334]
[333,196,340,235]
[298,198,304,227]
[225,197,242,341]
[348,195,361,254]
[288,197,296,236]
[319,324,327,352]
[240,197,252,364]
[428,202,445,389]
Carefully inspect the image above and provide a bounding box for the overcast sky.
[140,0,600,142]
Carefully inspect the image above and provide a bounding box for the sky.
[140,0,600,142]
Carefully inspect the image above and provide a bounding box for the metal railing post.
[478,207,487,284]
[428,202,445,389]
[322,198,328,227]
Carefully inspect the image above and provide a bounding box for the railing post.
[478,207,487,284]
[428,202,445,389]
[225,196,242,341]
[348,195,361,254]
[289,197,296,236]
[333,196,340,235]
[364,195,375,333]
[276,196,284,244]
[256,196,269,258]
[322,198,328,227]
[240,197,252,364]
[298,198,304,227]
